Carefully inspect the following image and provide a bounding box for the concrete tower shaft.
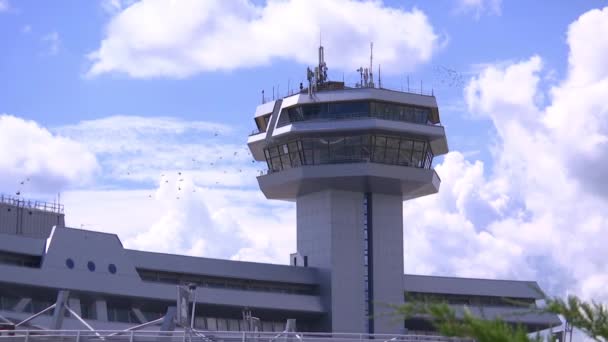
[248,84,448,334]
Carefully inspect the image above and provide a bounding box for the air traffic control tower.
[248,46,448,334]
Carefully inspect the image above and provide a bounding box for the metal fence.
[0,330,473,342]
[0,194,64,214]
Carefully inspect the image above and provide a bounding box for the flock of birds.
[13,178,31,197]
[138,145,264,200]
[433,65,467,89]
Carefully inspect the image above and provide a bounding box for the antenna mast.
[369,42,374,88]
[318,43,328,86]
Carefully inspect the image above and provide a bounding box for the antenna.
[369,42,374,88]
[262,90,265,104]
[378,64,382,89]
[318,42,327,86]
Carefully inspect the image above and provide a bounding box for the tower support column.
[297,190,367,333]
[369,193,404,334]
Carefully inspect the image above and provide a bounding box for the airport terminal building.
[0,47,561,338]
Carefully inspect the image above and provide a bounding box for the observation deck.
[247,85,448,201]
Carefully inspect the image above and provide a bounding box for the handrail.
[0,329,473,341]
[0,194,64,214]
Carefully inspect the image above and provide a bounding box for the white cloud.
[62,185,296,263]
[404,6,608,303]
[56,115,259,187]
[0,114,99,196]
[87,0,440,78]
[56,114,292,262]
[21,25,32,34]
[100,0,137,15]
[0,0,9,12]
[41,31,61,55]
[455,0,502,19]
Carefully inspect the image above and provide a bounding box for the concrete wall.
[0,227,323,317]
[297,190,366,333]
[370,193,404,333]
[0,202,64,238]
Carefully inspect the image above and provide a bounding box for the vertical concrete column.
[95,299,108,322]
[370,193,404,334]
[297,190,366,333]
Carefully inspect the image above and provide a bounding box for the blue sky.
[2,0,608,320]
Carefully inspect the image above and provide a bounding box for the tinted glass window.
[264,134,432,172]
[277,101,432,127]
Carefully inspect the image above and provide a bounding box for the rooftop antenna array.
[369,42,374,88]
[307,36,329,98]
[356,42,375,88]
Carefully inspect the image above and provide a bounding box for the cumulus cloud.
[55,114,292,261]
[404,6,608,303]
[56,115,258,187]
[455,0,502,19]
[62,185,296,262]
[87,0,440,78]
[0,114,98,195]
[100,0,137,15]
[0,0,9,12]
[41,31,61,55]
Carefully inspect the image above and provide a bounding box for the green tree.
[394,295,608,342]
[546,296,608,341]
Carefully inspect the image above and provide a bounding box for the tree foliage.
[394,301,538,342]
[545,296,608,341]
[394,295,608,342]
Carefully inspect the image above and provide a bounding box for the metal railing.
[0,330,472,342]
[249,129,266,137]
[0,194,64,214]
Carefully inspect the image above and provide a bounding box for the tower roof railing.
[0,194,64,214]
[276,84,435,101]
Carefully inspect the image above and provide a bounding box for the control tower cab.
[247,45,448,334]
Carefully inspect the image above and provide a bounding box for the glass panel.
[385,147,399,164]
[271,157,282,171]
[412,141,425,168]
[290,151,301,167]
[206,317,217,331]
[273,321,284,332]
[217,318,228,331]
[280,154,291,169]
[195,316,206,329]
[268,146,279,158]
[386,137,399,148]
[303,150,313,165]
[262,321,274,332]
[399,140,413,165]
[228,319,240,331]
